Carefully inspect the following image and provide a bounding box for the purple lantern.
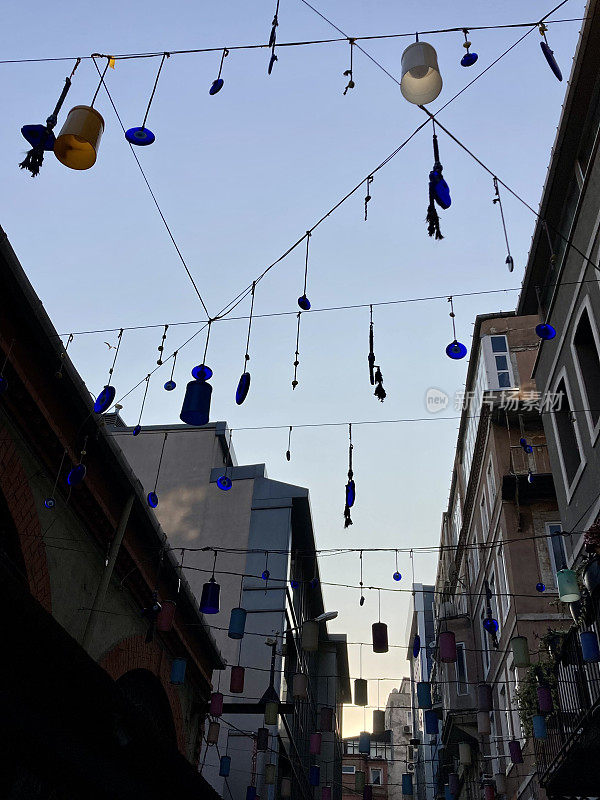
[537,685,553,714]
[439,630,457,663]
[509,739,523,764]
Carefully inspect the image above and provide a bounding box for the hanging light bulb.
[207,720,221,744]
[354,678,368,706]
[400,39,442,105]
[228,607,247,639]
[373,709,386,734]
[358,731,370,754]
[230,665,245,693]
[256,727,269,751]
[446,298,467,359]
[264,701,278,726]
[510,635,530,667]
[309,765,320,787]
[210,692,224,717]
[219,755,231,777]
[210,48,229,94]
[170,657,187,685]
[416,682,432,709]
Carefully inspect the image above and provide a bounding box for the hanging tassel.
[268,0,279,74]
[426,125,450,240]
[374,367,386,402]
[344,424,354,528]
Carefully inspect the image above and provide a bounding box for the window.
[480,493,489,537]
[552,376,583,487]
[484,335,514,389]
[342,766,356,775]
[480,609,490,673]
[546,522,567,574]
[489,572,500,635]
[487,458,497,506]
[573,305,600,431]
[496,542,510,620]
[370,769,383,786]
[497,684,510,757]
[472,525,480,576]
[456,642,468,695]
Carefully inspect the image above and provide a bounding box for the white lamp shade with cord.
[401,42,442,105]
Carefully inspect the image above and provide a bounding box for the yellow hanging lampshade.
[54,105,104,170]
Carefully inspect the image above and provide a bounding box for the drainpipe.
[81,493,135,652]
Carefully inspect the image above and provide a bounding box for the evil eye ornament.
[298,295,311,311]
[236,372,251,405]
[217,475,232,491]
[44,497,56,509]
[540,41,562,81]
[446,340,467,360]
[209,78,224,95]
[290,579,300,589]
[519,437,533,454]
[430,170,451,210]
[262,570,270,581]
[94,385,116,413]
[125,126,156,146]
[192,364,213,380]
[393,572,402,582]
[67,464,87,486]
[21,124,56,151]
[133,425,141,436]
[536,323,556,340]
[536,583,546,593]
[147,491,159,508]
[346,480,356,508]
[483,618,499,634]
[164,380,176,391]
[460,52,478,67]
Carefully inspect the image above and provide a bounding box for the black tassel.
[426,190,444,240]
[19,146,46,177]
[374,367,386,402]
[344,503,353,527]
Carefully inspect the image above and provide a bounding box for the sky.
[0,0,585,736]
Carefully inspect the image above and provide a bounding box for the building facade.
[342,731,392,800]
[111,421,350,800]
[430,313,567,800]
[0,227,224,799]
[517,2,600,795]
[385,680,413,800]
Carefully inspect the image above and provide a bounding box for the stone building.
[385,680,413,800]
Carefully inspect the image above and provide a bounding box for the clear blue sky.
[1,0,584,734]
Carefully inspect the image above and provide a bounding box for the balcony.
[501,444,556,502]
[534,625,600,795]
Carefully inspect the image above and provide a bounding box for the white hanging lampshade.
[400,42,442,105]
[458,742,471,765]
[557,568,580,602]
[293,672,308,699]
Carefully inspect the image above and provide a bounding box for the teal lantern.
[557,568,580,602]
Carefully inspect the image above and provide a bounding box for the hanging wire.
[493,176,514,272]
[156,324,168,365]
[55,333,74,379]
[133,374,151,434]
[202,320,213,366]
[242,282,256,372]
[286,426,293,461]
[268,0,280,74]
[343,38,356,94]
[359,550,364,606]
[291,312,302,389]
[364,175,373,221]
[90,55,111,107]
[153,432,168,494]
[141,52,169,129]
[177,548,185,594]
[107,328,124,384]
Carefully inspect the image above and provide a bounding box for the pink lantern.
[439,631,457,663]
[509,739,523,764]
[157,600,176,632]
[537,686,553,714]
[230,666,245,694]
[483,784,495,800]
[310,733,322,755]
[322,788,332,800]
[477,683,493,712]
[210,691,224,717]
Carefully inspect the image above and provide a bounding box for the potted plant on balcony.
[516,662,558,739]
[582,518,600,598]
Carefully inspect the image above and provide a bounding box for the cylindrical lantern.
[444,787,452,800]
[581,630,600,662]
[372,622,389,653]
[157,600,176,632]
[354,678,368,707]
[264,701,278,726]
[363,787,373,800]
[532,714,547,739]
[207,720,220,744]
[483,784,495,800]
[494,773,506,794]
[320,706,334,732]
[373,709,386,734]
[510,636,531,668]
[200,577,220,614]
[448,773,459,795]
[402,773,414,796]
[417,681,432,709]
[424,710,438,735]
[310,733,322,755]
[477,711,491,735]
[557,568,580,602]
[293,672,308,699]
[246,787,256,800]
[219,755,231,777]
[358,731,370,754]
[265,764,276,785]
[257,727,269,751]
[355,771,366,791]
[230,665,245,694]
[228,607,247,639]
[309,765,320,787]
[537,686,553,714]
[322,788,332,800]
[439,631,457,663]
[509,739,523,764]
[478,683,493,713]
[400,42,442,105]
[458,742,471,765]
[170,657,187,685]
[210,691,224,717]
[302,620,319,652]
[54,106,104,170]
[281,778,292,797]
[180,368,212,426]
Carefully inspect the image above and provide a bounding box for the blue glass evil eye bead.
[460,52,478,67]
[209,78,224,95]
[147,491,159,508]
[164,380,176,391]
[125,126,156,146]
[133,425,141,436]
[430,173,451,210]
[67,464,86,486]
[44,497,56,509]
[483,618,499,633]
[262,570,270,581]
[540,41,563,82]
[446,340,467,360]
[536,323,556,340]
[236,372,251,405]
[217,475,232,491]
[290,579,300,589]
[536,582,546,593]
[94,385,116,413]
[298,295,311,311]
[393,571,402,582]
[192,364,213,380]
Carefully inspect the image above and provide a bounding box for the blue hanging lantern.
[228,606,247,639]
[580,630,600,663]
[210,78,224,95]
[358,731,370,754]
[483,617,499,634]
[170,657,187,684]
[417,681,432,709]
[532,714,547,740]
[67,463,86,486]
[536,582,546,593]
[133,425,142,436]
[412,634,421,658]
[164,380,176,391]
[402,774,414,796]
[309,765,320,787]
[217,475,232,491]
[519,437,533,454]
[147,491,158,508]
[298,295,311,311]
[246,788,257,800]
[44,497,56,509]
[460,31,478,67]
[424,710,438,735]
[180,364,213,426]
[200,576,220,614]
[219,755,231,777]
[125,126,156,146]
[446,340,467,359]
[536,323,556,340]
[236,372,251,405]
[94,385,116,413]
[393,571,402,582]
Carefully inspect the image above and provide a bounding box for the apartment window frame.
[480,607,490,674]
[342,765,356,775]
[481,335,515,390]
[570,296,600,445]
[546,522,567,579]
[496,541,510,621]
[455,642,469,695]
[486,456,497,510]
[369,768,383,786]
[480,491,490,538]
[549,367,586,502]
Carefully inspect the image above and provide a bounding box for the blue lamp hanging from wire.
[298,232,312,310]
[426,121,451,240]
[236,282,256,406]
[492,177,514,272]
[147,431,168,508]
[446,297,467,359]
[67,437,88,487]
[164,350,178,391]
[535,283,557,340]
[217,428,234,490]
[180,323,214,425]
[94,329,124,413]
[539,23,562,81]
[343,424,355,528]
[125,53,169,146]
[200,550,221,614]
[460,29,478,67]
[210,48,229,94]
